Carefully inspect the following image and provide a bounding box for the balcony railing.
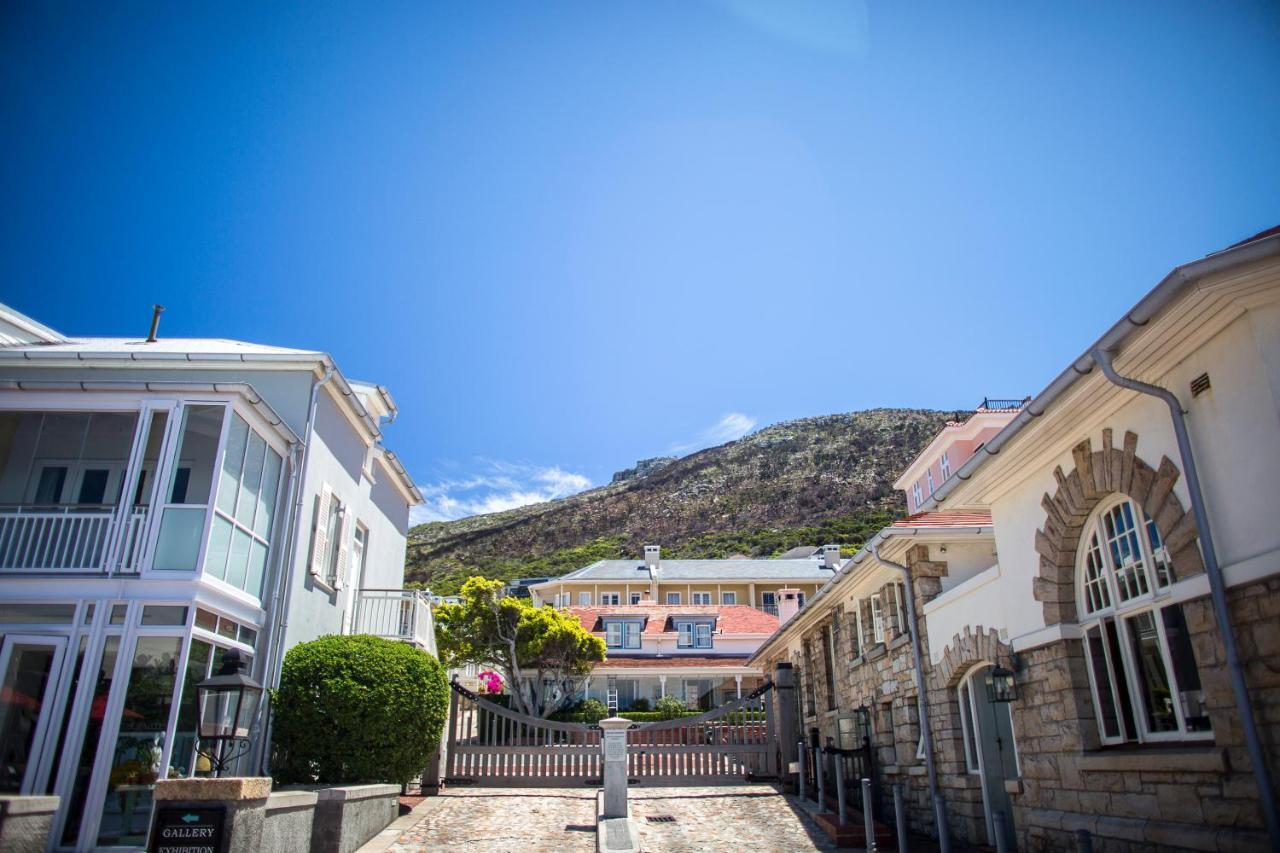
[0,505,149,574]
[759,604,779,617]
[976,397,1030,411]
[353,589,436,654]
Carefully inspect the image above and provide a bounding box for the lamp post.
[195,649,263,777]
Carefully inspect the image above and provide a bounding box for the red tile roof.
[594,655,756,669]
[890,511,993,529]
[565,605,779,636]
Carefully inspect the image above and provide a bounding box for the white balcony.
[353,588,437,654]
[0,504,148,573]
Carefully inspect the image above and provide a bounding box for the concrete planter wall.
[310,784,400,853]
[0,796,59,853]
[263,790,318,853]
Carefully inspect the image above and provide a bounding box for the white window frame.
[957,675,981,774]
[940,451,951,480]
[760,591,776,610]
[926,468,935,495]
[666,592,681,605]
[869,594,885,644]
[629,592,642,605]
[691,591,711,605]
[912,482,923,510]
[1077,496,1210,744]
[600,592,620,606]
[578,592,592,605]
[694,622,713,649]
[721,591,737,605]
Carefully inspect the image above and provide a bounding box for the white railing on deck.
[354,589,436,654]
[0,505,138,573]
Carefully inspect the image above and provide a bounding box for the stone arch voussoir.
[1033,429,1203,625]
[931,625,1014,691]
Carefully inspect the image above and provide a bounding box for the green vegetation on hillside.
[409,507,903,596]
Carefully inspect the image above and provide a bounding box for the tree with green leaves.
[434,576,606,718]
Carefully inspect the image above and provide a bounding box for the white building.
[0,304,429,851]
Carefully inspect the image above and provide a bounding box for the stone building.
[753,226,1280,851]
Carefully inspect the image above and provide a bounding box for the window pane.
[254,447,282,539]
[133,411,170,507]
[204,514,233,581]
[0,643,58,793]
[216,415,248,517]
[1160,605,1211,732]
[95,636,183,847]
[236,432,266,529]
[1082,532,1112,613]
[1145,513,1176,588]
[153,507,207,571]
[1125,611,1179,733]
[60,637,120,845]
[245,540,269,598]
[167,405,223,505]
[224,528,253,589]
[171,639,213,778]
[1086,625,1122,740]
[1103,619,1139,738]
[1104,502,1150,601]
[140,605,188,626]
[959,682,979,772]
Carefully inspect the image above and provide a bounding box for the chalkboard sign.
[149,805,226,853]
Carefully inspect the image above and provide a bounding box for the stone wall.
[1004,577,1278,852]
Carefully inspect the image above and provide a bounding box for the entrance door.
[959,665,1018,849]
[0,635,68,794]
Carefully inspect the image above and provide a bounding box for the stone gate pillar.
[773,662,799,790]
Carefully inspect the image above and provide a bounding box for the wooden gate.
[443,680,777,787]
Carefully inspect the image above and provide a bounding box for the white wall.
[282,391,411,647]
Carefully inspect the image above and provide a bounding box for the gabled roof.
[775,545,820,559]
[566,605,779,636]
[546,558,840,583]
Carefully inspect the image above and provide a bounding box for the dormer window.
[604,620,642,649]
[940,451,952,480]
[912,482,923,510]
[676,620,713,649]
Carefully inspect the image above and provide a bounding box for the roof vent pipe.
[146,304,165,343]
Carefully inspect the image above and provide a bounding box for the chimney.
[822,544,841,569]
[146,304,165,343]
[643,545,660,570]
[776,588,802,625]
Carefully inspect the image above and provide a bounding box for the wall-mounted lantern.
[984,665,1017,703]
[195,649,263,776]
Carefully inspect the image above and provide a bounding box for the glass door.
[0,635,68,794]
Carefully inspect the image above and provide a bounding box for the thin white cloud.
[410,461,593,524]
[669,412,759,454]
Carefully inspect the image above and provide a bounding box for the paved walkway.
[376,784,839,852]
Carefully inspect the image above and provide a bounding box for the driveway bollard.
[835,763,847,826]
[861,778,876,852]
[815,747,825,812]
[797,742,806,802]
[893,783,908,853]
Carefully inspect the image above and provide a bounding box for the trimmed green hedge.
[271,635,448,785]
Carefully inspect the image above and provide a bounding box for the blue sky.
[3,2,1278,523]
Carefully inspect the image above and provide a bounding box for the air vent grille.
[1190,373,1211,397]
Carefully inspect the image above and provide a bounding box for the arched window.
[1077,496,1211,744]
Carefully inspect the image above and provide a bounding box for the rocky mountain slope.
[406,408,964,594]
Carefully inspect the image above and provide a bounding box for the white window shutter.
[309,487,332,577]
[333,507,351,589]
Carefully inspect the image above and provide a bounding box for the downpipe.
[870,546,950,853]
[1092,347,1279,847]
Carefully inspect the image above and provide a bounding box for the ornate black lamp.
[195,649,263,776]
[984,664,1017,703]
[852,705,872,743]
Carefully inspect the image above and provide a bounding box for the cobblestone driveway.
[381,784,838,852]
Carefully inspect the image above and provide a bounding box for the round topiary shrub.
[655,695,688,720]
[576,698,608,723]
[271,634,448,785]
